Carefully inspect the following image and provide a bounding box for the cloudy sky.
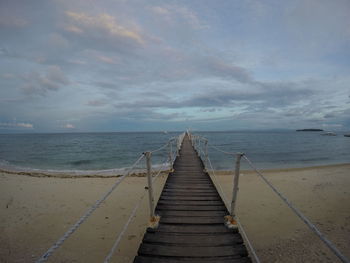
[1,0,350,132]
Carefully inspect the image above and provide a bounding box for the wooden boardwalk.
[134,134,251,262]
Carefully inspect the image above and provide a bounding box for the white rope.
[104,191,146,263]
[171,143,177,164]
[152,155,169,183]
[236,217,261,263]
[104,155,169,262]
[206,154,260,263]
[209,144,238,156]
[243,155,350,263]
[150,136,178,154]
[206,155,229,210]
[36,154,145,263]
[150,141,169,153]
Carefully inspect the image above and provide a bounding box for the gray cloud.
[21,66,69,96]
[114,79,316,110]
[87,99,108,107]
[0,121,33,129]
[61,11,144,54]
[0,0,349,132]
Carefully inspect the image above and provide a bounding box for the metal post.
[231,153,243,217]
[145,152,155,219]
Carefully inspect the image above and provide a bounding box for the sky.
[1,0,350,132]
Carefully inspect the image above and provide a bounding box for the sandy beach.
[1,163,349,263]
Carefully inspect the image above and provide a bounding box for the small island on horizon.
[296,129,324,132]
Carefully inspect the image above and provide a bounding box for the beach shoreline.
[1,163,349,262]
[0,162,349,178]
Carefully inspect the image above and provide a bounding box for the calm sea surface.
[0,131,349,174]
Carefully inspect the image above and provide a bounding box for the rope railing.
[189,133,350,263]
[243,155,350,263]
[36,153,145,263]
[197,138,260,263]
[104,154,169,263]
[36,132,185,263]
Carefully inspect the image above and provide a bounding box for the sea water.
[0,131,349,175]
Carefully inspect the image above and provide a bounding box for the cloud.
[64,123,75,129]
[87,99,107,107]
[1,73,15,79]
[198,56,252,83]
[0,1,350,132]
[95,55,117,64]
[82,49,120,64]
[114,79,316,110]
[151,5,205,29]
[21,65,69,96]
[48,33,69,49]
[64,11,144,47]
[0,15,28,28]
[0,122,33,129]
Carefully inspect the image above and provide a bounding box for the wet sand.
[0,163,349,262]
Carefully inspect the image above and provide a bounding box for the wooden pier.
[134,134,251,262]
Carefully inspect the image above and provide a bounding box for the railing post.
[145,151,160,228]
[231,153,244,217]
[197,137,200,156]
[145,152,155,219]
[168,141,173,170]
[204,140,208,168]
[176,137,180,157]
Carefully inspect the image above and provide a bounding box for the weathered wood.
[163,188,217,194]
[142,232,243,245]
[138,243,248,257]
[156,210,228,217]
[133,134,251,262]
[160,196,221,201]
[157,200,224,206]
[156,205,227,211]
[155,224,237,234]
[134,256,251,263]
[159,216,225,224]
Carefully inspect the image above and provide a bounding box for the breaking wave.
[0,159,170,178]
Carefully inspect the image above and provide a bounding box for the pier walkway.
[36,132,349,263]
[134,134,251,262]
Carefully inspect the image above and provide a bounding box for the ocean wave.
[0,159,170,178]
[70,159,94,166]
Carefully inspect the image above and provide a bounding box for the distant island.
[296,129,324,132]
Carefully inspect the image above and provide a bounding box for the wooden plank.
[156,205,226,211]
[163,188,217,194]
[156,210,228,217]
[134,256,251,263]
[160,196,221,201]
[161,192,220,197]
[166,181,211,184]
[138,243,248,257]
[165,185,215,189]
[142,232,243,245]
[166,178,211,181]
[157,200,224,206]
[160,216,224,224]
[164,186,215,190]
[155,224,237,234]
[134,134,250,262]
